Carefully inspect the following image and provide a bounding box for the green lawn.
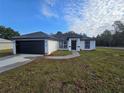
[0,48,124,93]
[50,50,72,56]
[0,49,13,58]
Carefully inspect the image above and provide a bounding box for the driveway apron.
[0,54,42,73]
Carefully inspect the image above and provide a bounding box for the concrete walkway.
[0,54,42,73]
[45,51,80,59]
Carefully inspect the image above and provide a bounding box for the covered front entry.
[16,40,45,54]
[71,40,77,50]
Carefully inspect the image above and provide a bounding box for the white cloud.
[64,0,124,36]
[46,0,56,6]
[41,4,58,17]
[40,0,58,18]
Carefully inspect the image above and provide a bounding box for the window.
[85,41,90,49]
[59,41,67,49]
[59,41,63,48]
[63,41,67,48]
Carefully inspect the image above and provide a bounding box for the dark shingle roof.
[12,31,95,41]
[12,32,58,40]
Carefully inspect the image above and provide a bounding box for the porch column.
[13,40,16,54]
[45,39,48,55]
[76,38,80,51]
[68,38,71,51]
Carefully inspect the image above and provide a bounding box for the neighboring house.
[12,31,96,55]
[0,38,13,50]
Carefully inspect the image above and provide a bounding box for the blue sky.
[0,0,68,34]
[0,0,124,36]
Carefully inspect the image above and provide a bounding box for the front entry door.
[71,40,76,50]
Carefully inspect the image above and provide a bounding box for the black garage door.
[16,40,45,54]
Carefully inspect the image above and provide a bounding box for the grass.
[50,50,72,56]
[0,48,124,93]
[0,49,13,58]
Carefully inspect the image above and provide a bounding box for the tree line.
[0,25,20,40]
[96,21,124,47]
[0,21,124,47]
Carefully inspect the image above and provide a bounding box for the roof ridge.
[22,31,48,36]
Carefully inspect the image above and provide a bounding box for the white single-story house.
[0,38,13,50]
[12,31,96,55]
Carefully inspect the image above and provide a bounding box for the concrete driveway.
[0,54,43,73]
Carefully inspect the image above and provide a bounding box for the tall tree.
[112,21,124,46]
[96,35,102,46]
[113,21,124,32]
[96,30,112,46]
[82,33,87,38]
[56,31,63,36]
[0,25,20,39]
[96,20,124,47]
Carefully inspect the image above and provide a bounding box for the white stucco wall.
[90,40,96,50]
[0,38,13,50]
[80,41,85,50]
[80,40,96,50]
[47,40,59,55]
[0,42,13,50]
